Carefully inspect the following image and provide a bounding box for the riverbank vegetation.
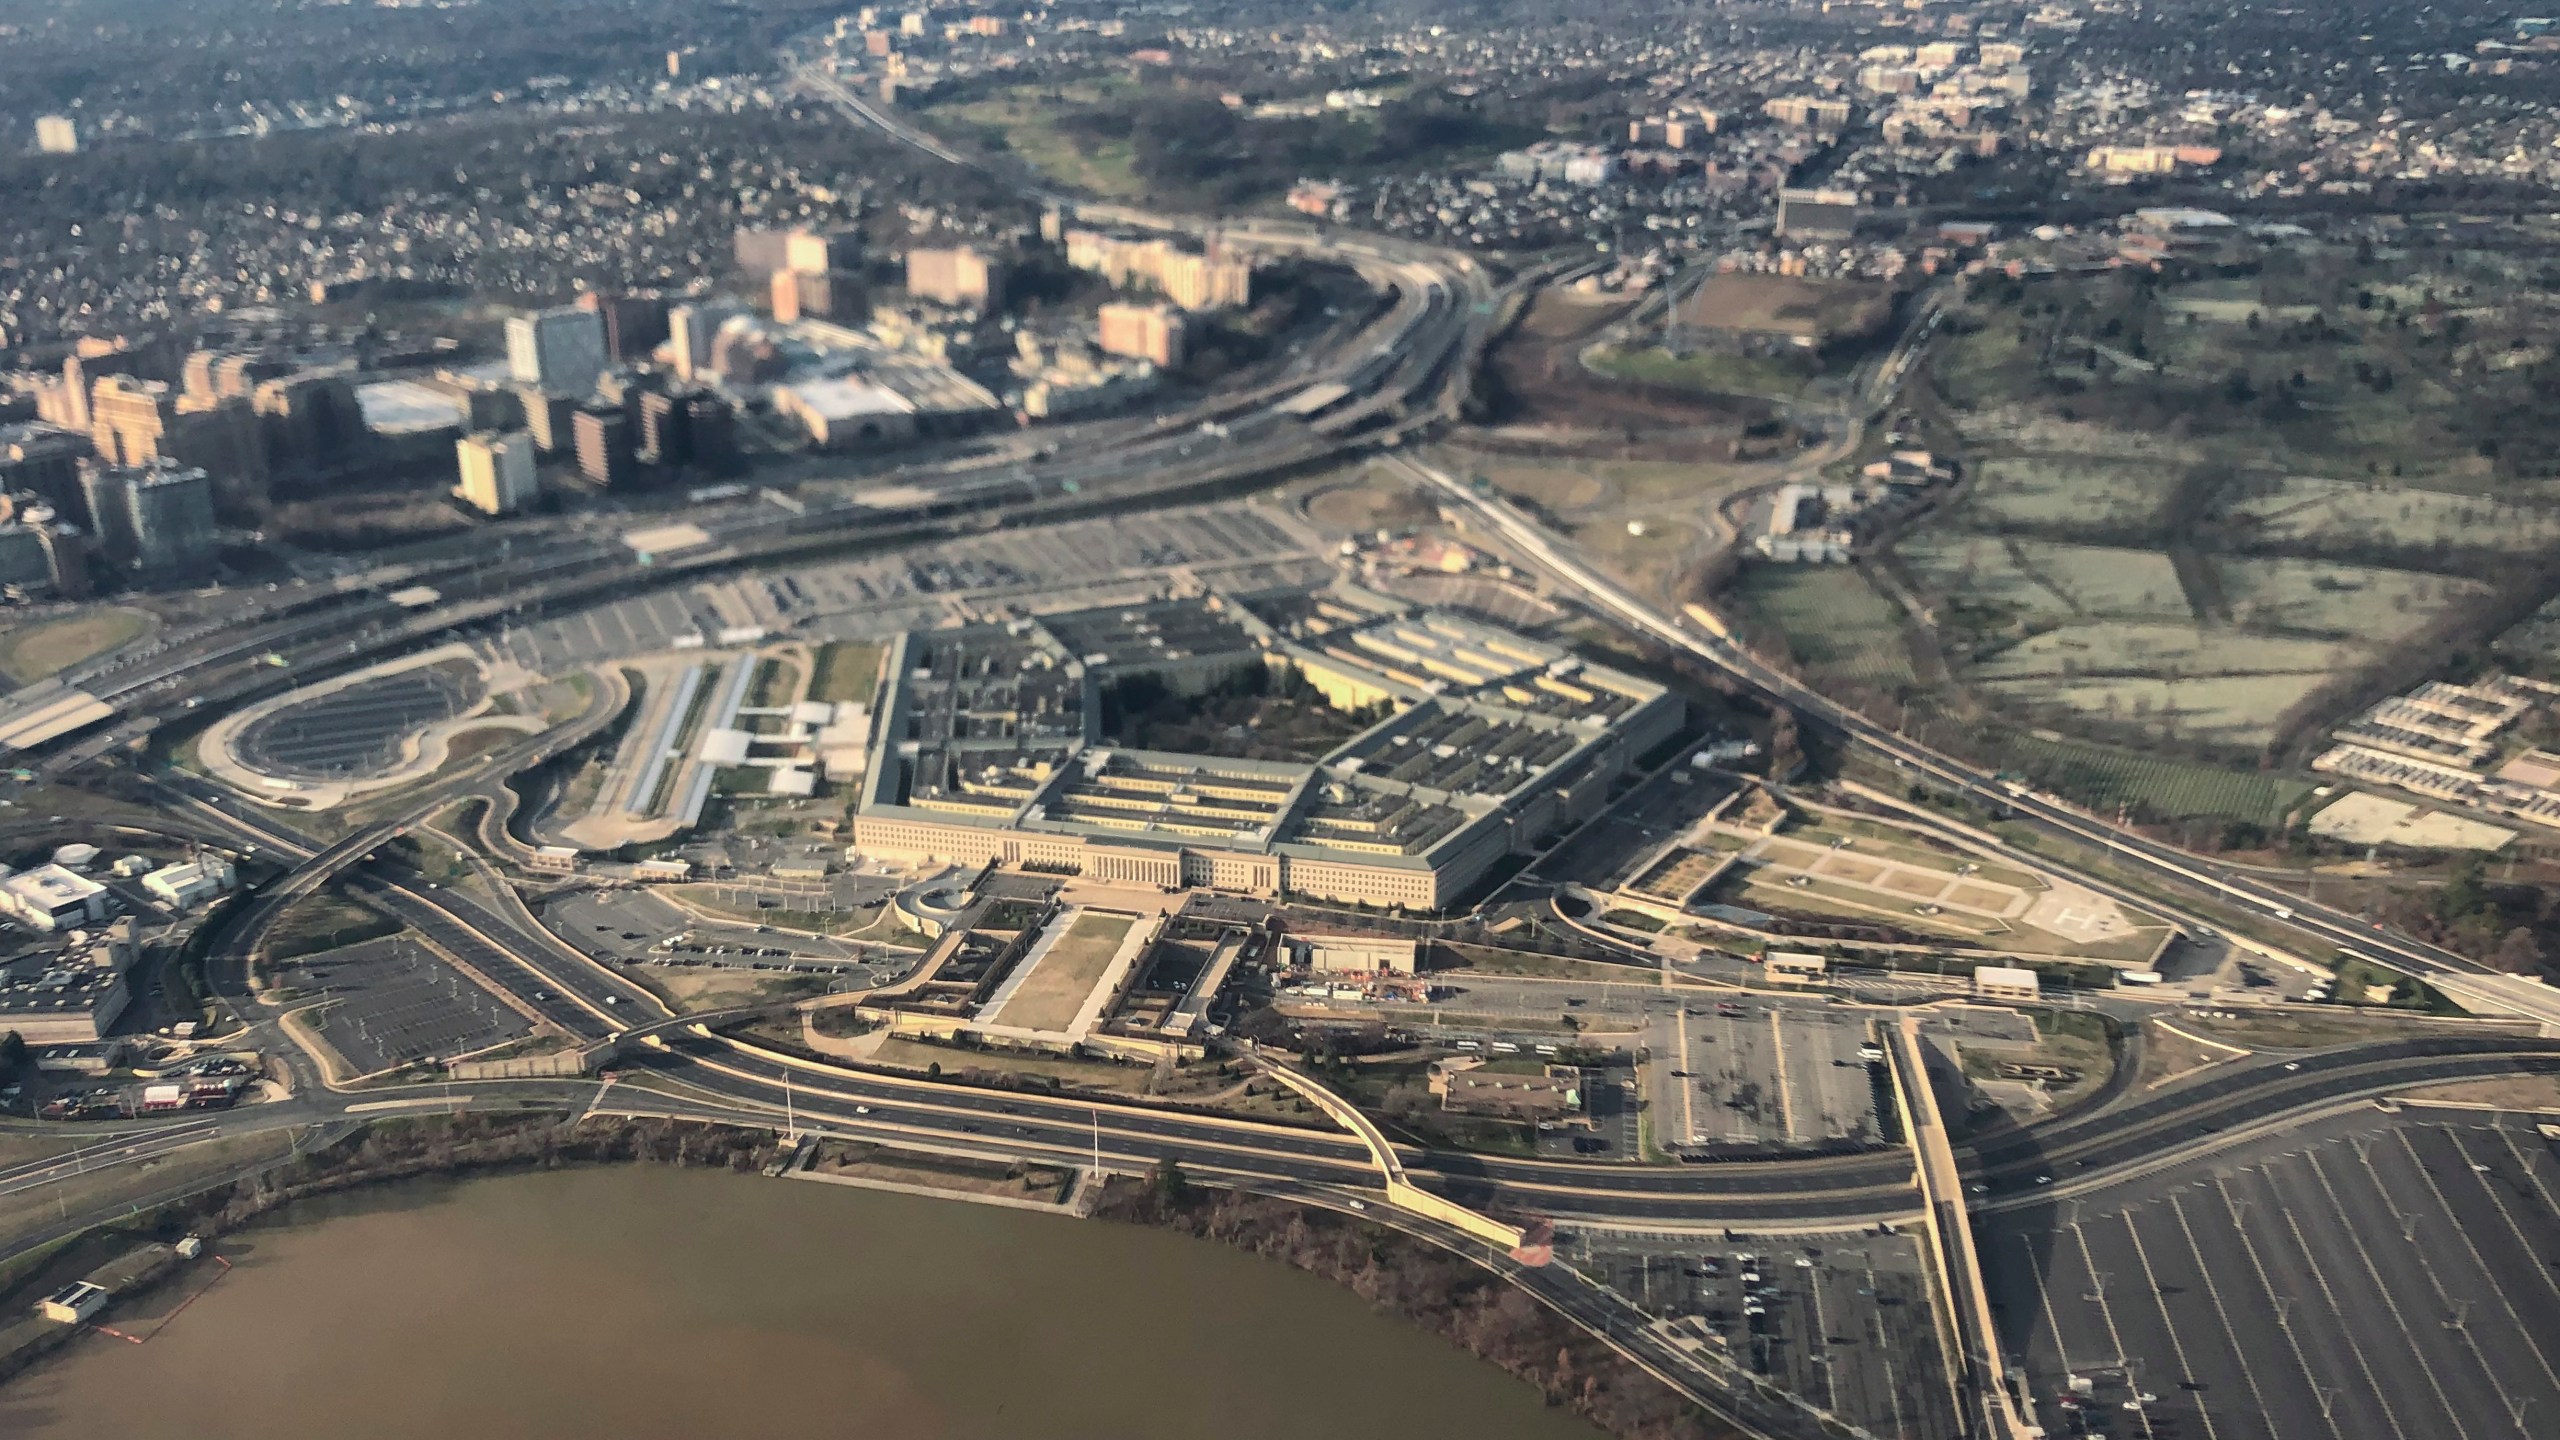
[10,1113,1736,1440]
[1096,1172,1747,1440]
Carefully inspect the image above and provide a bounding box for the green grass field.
[0,607,153,685]
[932,90,1147,200]
[807,642,884,709]
[746,658,803,710]
[1587,345,1814,401]
[2000,734,2314,826]
[265,891,402,961]
[1730,566,1914,687]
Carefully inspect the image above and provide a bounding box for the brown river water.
[0,1166,1604,1439]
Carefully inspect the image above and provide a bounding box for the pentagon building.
[853,584,1681,910]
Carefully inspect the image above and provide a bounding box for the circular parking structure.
[236,664,485,782]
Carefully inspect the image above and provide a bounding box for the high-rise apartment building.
[505,307,609,396]
[87,375,180,468]
[1097,303,1187,368]
[786,228,865,279]
[90,375,265,493]
[772,269,865,324]
[59,343,143,433]
[733,228,794,282]
[453,430,539,516]
[1762,96,1853,130]
[1157,251,1251,312]
[904,247,1003,310]
[1062,231,1252,313]
[182,348,289,401]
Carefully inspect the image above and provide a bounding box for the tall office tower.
[667,302,743,382]
[250,372,363,475]
[636,390,689,467]
[453,430,539,516]
[504,307,609,396]
[0,499,92,599]
[33,115,78,155]
[124,462,217,572]
[77,467,132,557]
[32,513,91,600]
[512,386,575,453]
[594,365,667,431]
[171,392,270,495]
[83,460,215,573]
[785,228,865,279]
[0,519,51,594]
[0,421,94,517]
[571,405,636,489]
[904,246,1003,310]
[579,291,672,364]
[683,394,739,476]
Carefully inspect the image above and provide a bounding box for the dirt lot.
[806,1140,1077,1201]
[1675,272,1894,345]
[1474,286,1778,458]
[1302,467,1439,535]
[997,911,1135,1033]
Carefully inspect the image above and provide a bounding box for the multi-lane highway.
[0,87,2545,1233]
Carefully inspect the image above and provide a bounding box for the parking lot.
[281,935,530,1077]
[1665,999,1881,1153]
[542,888,922,992]
[236,664,482,780]
[1568,1228,1962,1440]
[1981,1109,2560,1440]
[479,505,1330,680]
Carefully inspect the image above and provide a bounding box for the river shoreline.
[2,1112,1734,1440]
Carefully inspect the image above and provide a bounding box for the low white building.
[1290,935,1419,975]
[143,855,238,911]
[1765,951,1829,981]
[772,375,919,450]
[1973,965,2041,1003]
[0,863,109,932]
[41,1281,109,1325]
